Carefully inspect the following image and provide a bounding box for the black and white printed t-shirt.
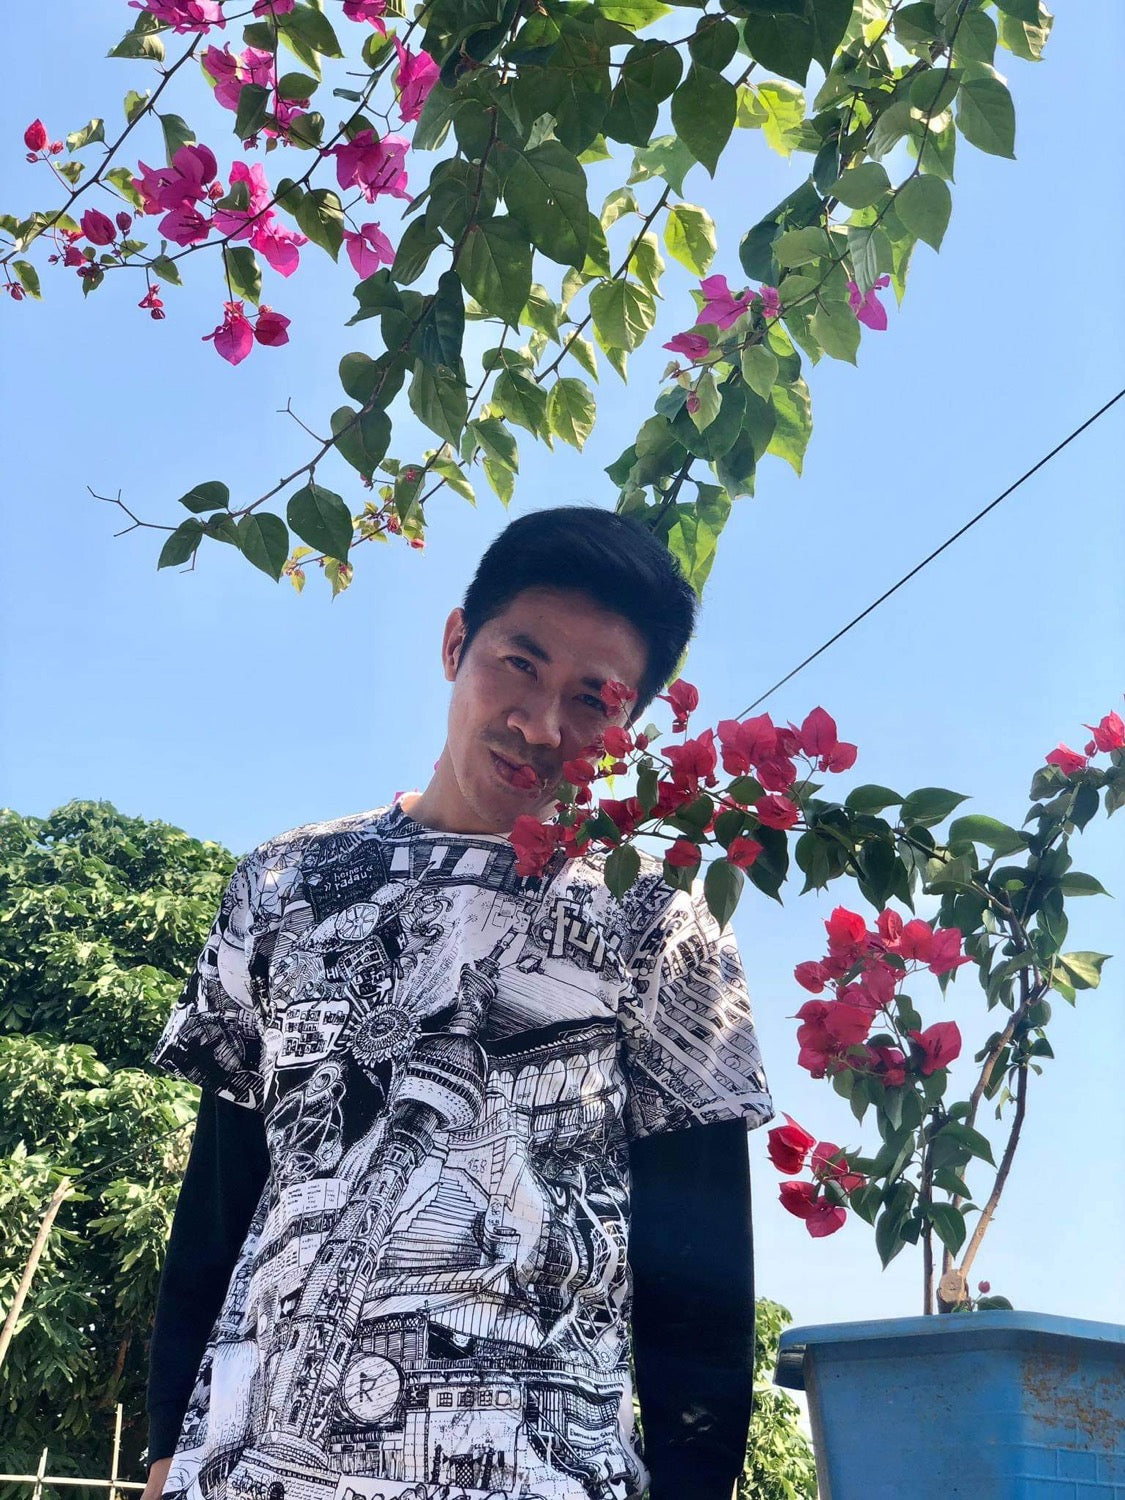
[151,801,773,1500]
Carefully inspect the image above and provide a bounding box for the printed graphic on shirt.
[153,805,772,1500]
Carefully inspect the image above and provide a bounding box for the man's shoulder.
[565,842,686,934]
[243,804,393,874]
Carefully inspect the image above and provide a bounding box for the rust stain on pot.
[1021,1353,1125,1450]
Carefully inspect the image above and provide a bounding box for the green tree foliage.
[742,1299,818,1500]
[0,803,233,1480]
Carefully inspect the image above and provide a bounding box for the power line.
[738,387,1125,717]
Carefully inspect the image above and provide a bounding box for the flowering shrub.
[518,683,1120,1313]
[3,0,1051,593]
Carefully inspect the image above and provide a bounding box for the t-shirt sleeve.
[619,880,773,1140]
[150,856,267,1110]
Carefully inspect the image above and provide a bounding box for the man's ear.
[441,607,467,683]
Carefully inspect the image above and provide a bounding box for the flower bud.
[116,211,133,234]
[23,119,48,152]
[80,208,117,246]
[978,1281,991,1294]
[50,140,64,155]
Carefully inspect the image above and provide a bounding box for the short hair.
[460,506,697,711]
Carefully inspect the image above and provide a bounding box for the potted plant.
[509,687,1125,1498]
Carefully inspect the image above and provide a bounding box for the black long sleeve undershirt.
[147,1096,755,1500]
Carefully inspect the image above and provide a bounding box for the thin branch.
[958,1051,1029,1283]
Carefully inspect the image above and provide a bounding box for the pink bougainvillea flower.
[342,0,387,29]
[1085,709,1125,753]
[138,284,165,319]
[332,130,410,203]
[659,677,699,731]
[509,815,560,878]
[897,918,935,964]
[211,160,271,238]
[665,838,702,871]
[393,37,439,124]
[80,209,117,245]
[909,1020,962,1076]
[252,0,294,13]
[767,1115,817,1175]
[847,274,891,330]
[754,794,799,831]
[727,836,762,871]
[160,204,212,246]
[134,143,219,214]
[251,217,307,276]
[24,120,49,153]
[131,0,225,34]
[201,44,243,111]
[343,222,395,279]
[758,284,781,318]
[202,299,254,364]
[1045,742,1089,776]
[253,305,290,346]
[863,1042,908,1089]
[695,273,753,330]
[663,330,711,361]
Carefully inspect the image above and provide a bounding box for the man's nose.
[507,691,563,750]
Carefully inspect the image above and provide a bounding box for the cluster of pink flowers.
[847,274,891,330]
[202,299,289,363]
[793,904,969,1082]
[663,275,781,365]
[768,1117,866,1237]
[1045,708,1124,776]
[202,42,309,138]
[132,0,226,35]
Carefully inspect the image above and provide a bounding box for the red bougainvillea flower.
[132,0,225,34]
[792,706,858,772]
[897,918,934,963]
[601,725,632,759]
[758,285,781,318]
[767,1115,817,1174]
[509,816,560,878]
[562,758,596,786]
[717,713,777,776]
[344,222,394,279]
[663,330,711,361]
[342,0,387,26]
[754,794,799,830]
[333,130,410,203]
[794,960,831,994]
[24,120,48,153]
[754,753,798,792]
[862,1042,908,1089]
[1085,709,1125,753]
[847,274,891,330]
[811,1141,865,1194]
[825,905,867,958]
[665,730,717,793]
[665,838,702,871]
[695,273,753,330]
[1045,743,1089,776]
[601,679,637,715]
[138,284,165,320]
[202,300,254,364]
[779,1180,847,1237]
[727,836,762,870]
[393,37,440,123]
[599,797,639,838]
[909,1020,962,1076]
[876,908,903,947]
[929,927,973,976]
[253,306,290,346]
[80,209,117,246]
[659,677,700,730]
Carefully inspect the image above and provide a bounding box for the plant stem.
[958,1050,1028,1284]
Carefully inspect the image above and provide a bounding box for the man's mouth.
[489,749,547,791]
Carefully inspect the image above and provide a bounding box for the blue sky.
[2,2,1122,1330]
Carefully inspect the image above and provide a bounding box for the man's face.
[432,585,648,835]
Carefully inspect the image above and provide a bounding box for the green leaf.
[740,343,778,399]
[900,787,968,826]
[287,481,353,560]
[846,785,903,814]
[157,519,203,569]
[895,173,952,251]
[811,297,860,364]
[994,0,1040,20]
[671,65,737,176]
[294,186,343,260]
[909,67,961,117]
[468,416,519,473]
[109,20,165,62]
[66,118,105,152]
[236,512,290,580]
[12,260,41,299]
[664,203,717,276]
[409,360,468,446]
[767,377,812,475]
[589,279,656,352]
[483,456,515,506]
[330,404,389,478]
[997,7,1053,62]
[689,16,739,72]
[954,10,998,65]
[742,0,851,84]
[955,76,1016,159]
[177,481,230,514]
[629,232,665,295]
[494,368,550,439]
[501,141,590,269]
[946,815,1028,855]
[234,82,271,139]
[390,217,443,286]
[830,161,891,209]
[605,842,642,900]
[629,135,698,196]
[431,456,475,504]
[756,80,807,158]
[848,223,892,295]
[1058,872,1110,898]
[1058,951,1109,990]
[460,219,533,325]
[277,70,318,103]
[703,858,744,932]
[280,3,343,60]
[225,246,261,305]
[158,112,195,162]
[548,377,596,451]
[926,1202,967,1256]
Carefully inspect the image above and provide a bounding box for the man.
[144,507,773,1500]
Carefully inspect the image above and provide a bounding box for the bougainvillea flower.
[822,996,876,1049]
[159,204,211,246]
[929,927,973,976]
[727,836,762,870]
[138,284,165,319]
[132,0,225,33]
[795,960,831,994]
[717,713,778,777]
[876,908,904,946]
[663,330,711,361]
[599,797,640,838]
[767,1115,816,1174]
[779,1180,847,1237]
[251,218,307,276]
[134,143,219,214]
[864,1043,908,1089]
[847,274,891,330]
[601,679,637,715]
[393,37,440,123]
[342,0,387,26]
[665,838,702,871]
[825,905,868,957]
[509,815,560,877]
[1085,709,1125,753]
[797,707,839,758]
[909,1021,962,1076]
[755,754,798,792]
[24,120,49,153]
[252,0,295,13]
[253,305,290,346]
[897,919,935,963]
[333,130,410,203]
[758,285,781,318]
[202,300,254,364]
[754,794,799,830]
[665,730,718,794]
[1045,743,1089,776]
[601,725,632,759]
[695,273,753,330]
[210,159,271,238]
[659,678,700,730]
[80,209,117,245]
[812,1142,866,1194]
[562,758,596,786]
[343,222,394,279]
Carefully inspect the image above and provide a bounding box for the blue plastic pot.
[775,1310,1125,1499]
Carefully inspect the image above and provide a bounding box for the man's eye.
[506,655,534,674]
[579,695,607,715]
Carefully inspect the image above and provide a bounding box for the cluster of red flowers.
[768,1117,865,1237]
[1045,708,1124,776]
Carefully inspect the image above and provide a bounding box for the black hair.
[460,506,697,711]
